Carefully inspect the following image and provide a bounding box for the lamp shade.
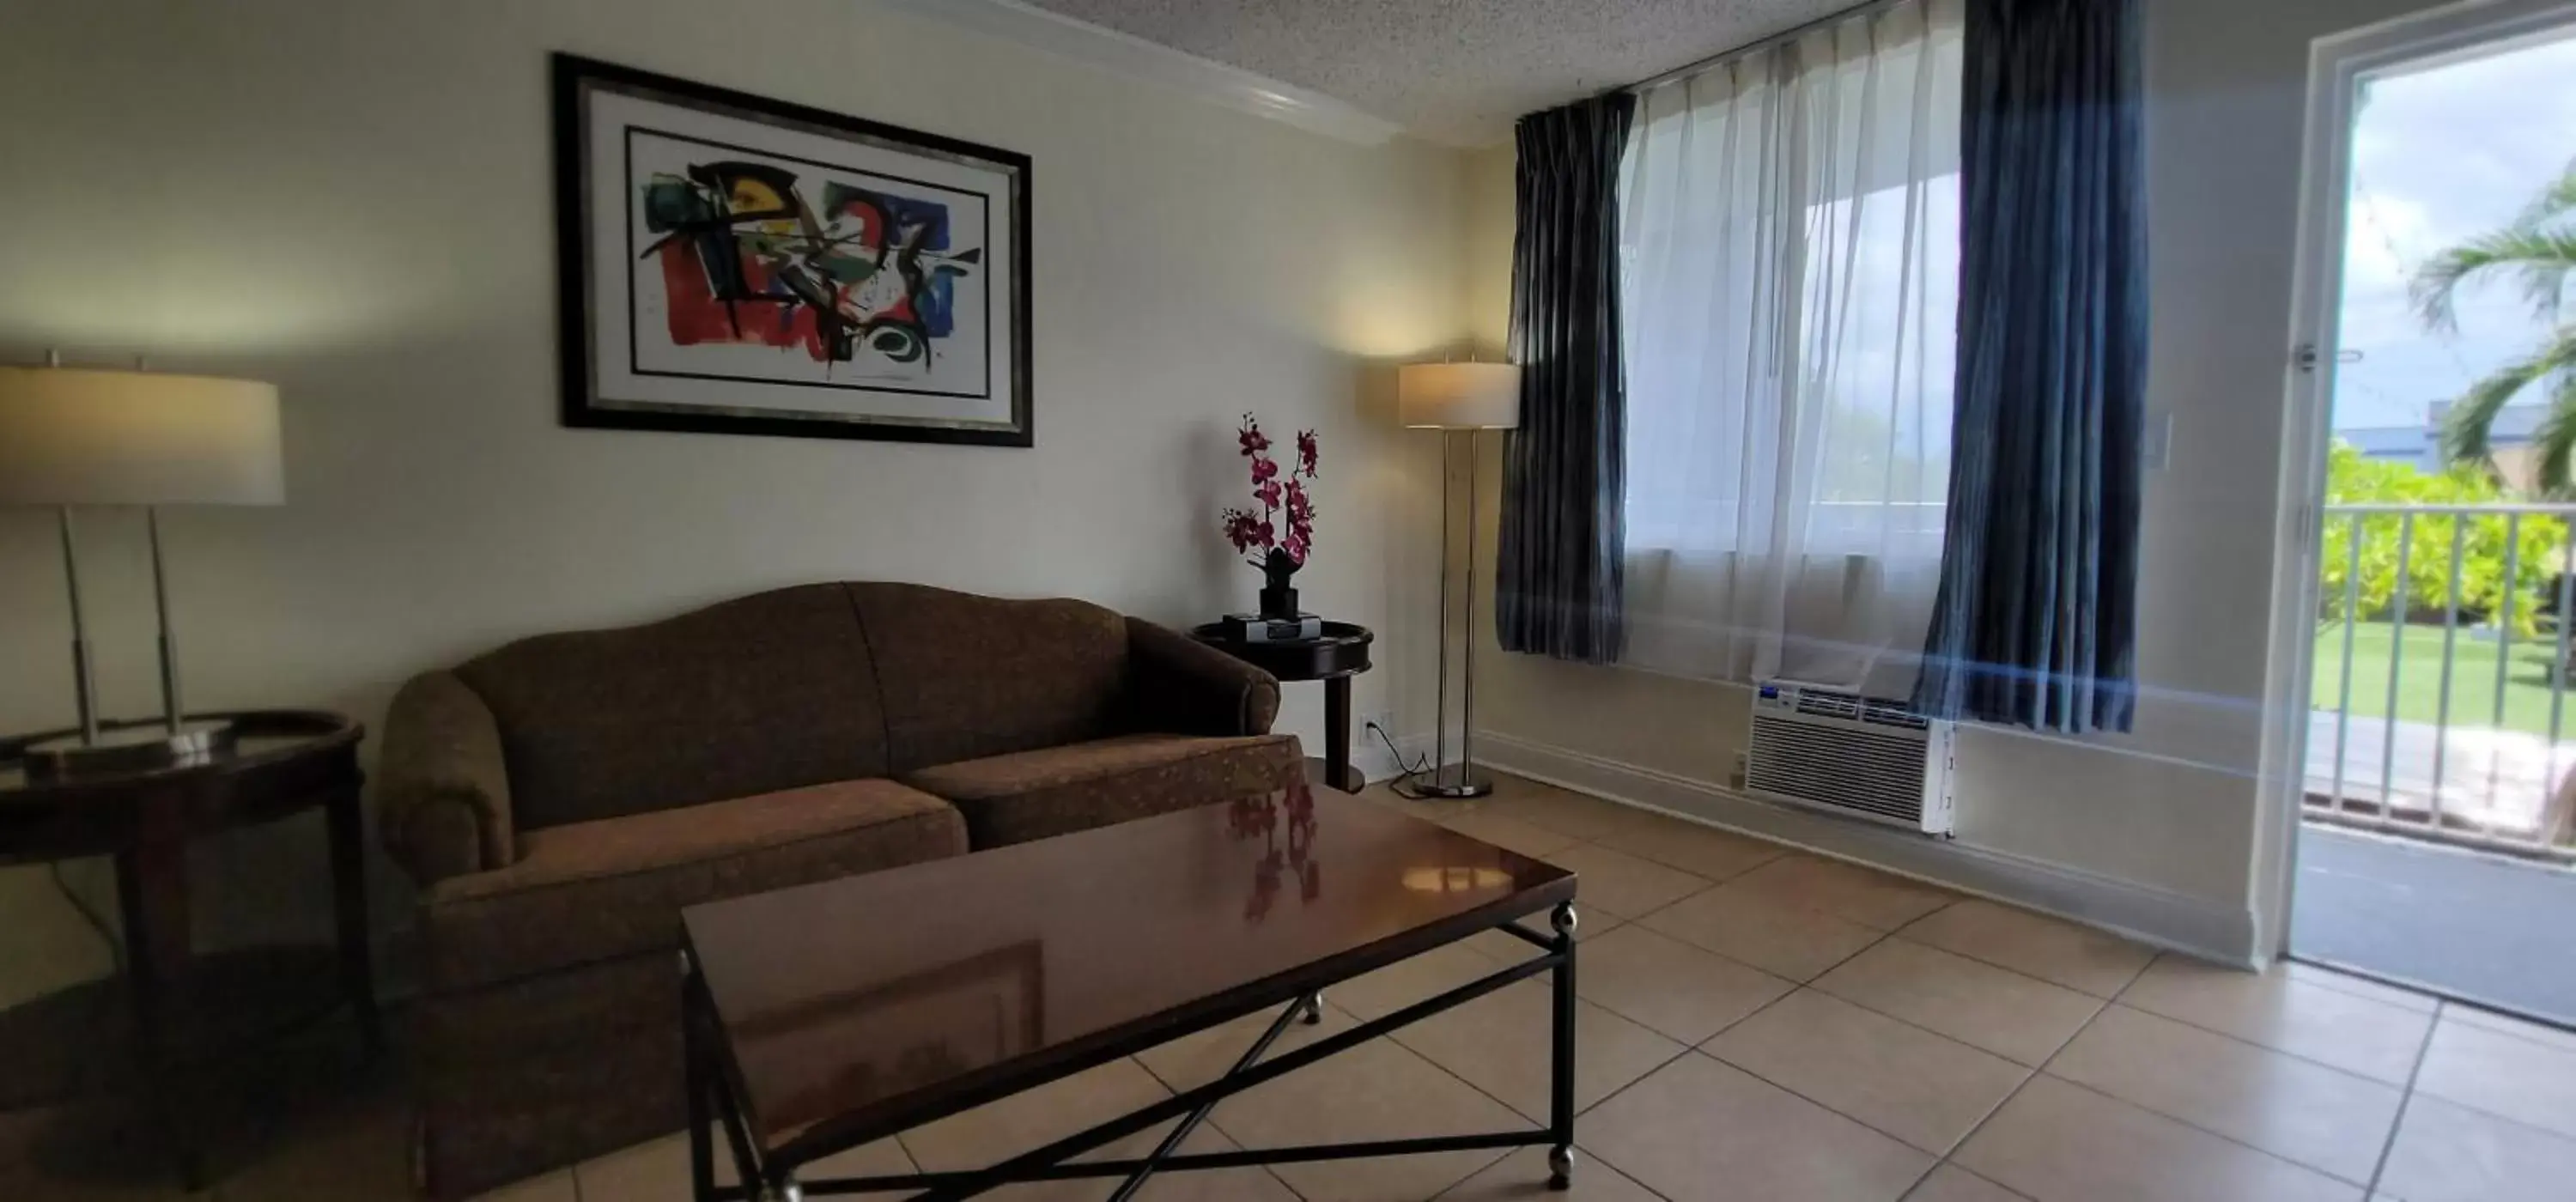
[1399,362,1520,430]
[0,367,283,507]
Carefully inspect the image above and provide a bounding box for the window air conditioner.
[1744,682,1954,836]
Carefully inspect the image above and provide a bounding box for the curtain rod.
[1612,0,1911,94]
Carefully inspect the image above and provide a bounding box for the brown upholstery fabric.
[852,583,1133,773]
[416,952,679,1200]
[902,732,1304,847]
[454,585,890,829]
[379,670,515,886]
[382,580,1299,1195]
[422,779,964,993]
[1126,617,1280,736]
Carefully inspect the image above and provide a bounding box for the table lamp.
[0,359,283,775]
[1398,361,1519,798]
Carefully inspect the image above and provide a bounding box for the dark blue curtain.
[1913,0,2147,733]
[1497,93,1635,664]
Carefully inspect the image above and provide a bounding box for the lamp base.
[25,719,237,779]
[1414,769,1496,799]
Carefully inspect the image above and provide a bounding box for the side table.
[0,709,378,1190]
[1191,622,1375,793]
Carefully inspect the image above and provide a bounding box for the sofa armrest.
[379,670,517,888]
[1127,618,1281,737]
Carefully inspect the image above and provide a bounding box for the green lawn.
[2313,622,2570,738]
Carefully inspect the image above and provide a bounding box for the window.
[1618,0,1963,697]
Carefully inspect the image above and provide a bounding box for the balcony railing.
[2310,502,2576,862]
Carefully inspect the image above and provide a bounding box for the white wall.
[0,0,1467,1005]
[1467,0,2451,962]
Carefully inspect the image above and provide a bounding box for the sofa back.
[449,581,1139,829]
[455,585,890,830]
[848,583,1132,773]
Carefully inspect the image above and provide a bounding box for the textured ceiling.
[1019,0,1852,145]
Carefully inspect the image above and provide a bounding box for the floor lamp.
[1400,361,1520,798]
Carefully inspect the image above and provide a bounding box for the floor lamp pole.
[1423,428,1492,798]
[1431,431,1453,790]
[58,506,100,745]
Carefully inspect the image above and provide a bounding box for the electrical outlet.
[1730,750,1749,791]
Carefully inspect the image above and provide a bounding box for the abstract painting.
[554,55,1032,446]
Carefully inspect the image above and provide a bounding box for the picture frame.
[552,53,1034,446]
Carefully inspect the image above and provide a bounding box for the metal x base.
[685,902,1582,1201]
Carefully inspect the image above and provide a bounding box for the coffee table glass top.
[682,786,1574,1153]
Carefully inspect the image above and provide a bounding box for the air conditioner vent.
[1795,691,1862,721]
[1746,683,1953,835]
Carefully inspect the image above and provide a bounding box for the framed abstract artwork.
[552,54,1033,446]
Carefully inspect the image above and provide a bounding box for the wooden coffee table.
[678,784,1581,1200]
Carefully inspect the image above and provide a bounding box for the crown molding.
[876,0,1406,147]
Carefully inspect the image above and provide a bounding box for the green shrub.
[2318,441,2567,634]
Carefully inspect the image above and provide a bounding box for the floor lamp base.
[1413,769,1496,799]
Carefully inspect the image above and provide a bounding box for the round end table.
[0,709,376,1190]
[1190,622,1375,792]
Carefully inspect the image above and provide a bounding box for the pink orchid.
[1221,507,1268,553]
[1218,414,1321,572]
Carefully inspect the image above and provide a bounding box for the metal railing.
[2312,502,2576,862]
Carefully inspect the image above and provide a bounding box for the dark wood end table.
[0,709,379,1190]
[1190,621,1374,793]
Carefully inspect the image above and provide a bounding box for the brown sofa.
[375,582,1303,1199]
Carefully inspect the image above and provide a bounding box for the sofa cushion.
[850,582,1133,773]
[455,585,890,829]
[902,732,1304,847]
[422,778,964,993]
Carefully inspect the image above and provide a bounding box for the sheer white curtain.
[1619,0,1963,697]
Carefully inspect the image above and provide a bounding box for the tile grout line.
[2088,991,2426,1093]
[1927,1060,2048,1201]
[2039,1071,2386,1190]
[1919,968,2138,1202]
[1886,907,2160,1003]
[1419,782,2462,1198]
[2001,956,2408,1190]
[2364,998,2445,1198]
[1121,1042,1312,1200]
[1512,778,2192,1008]
[1142,997,1521,1199]
[2104,951,2444,1080]
[1692,1004,2031,1168]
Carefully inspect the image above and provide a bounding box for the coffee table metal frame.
[682,899,1581,1200]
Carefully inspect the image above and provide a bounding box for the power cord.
[1369,720,1448,801]
[50,861,125,973]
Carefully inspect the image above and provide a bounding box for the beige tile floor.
[21,774,2576,1201]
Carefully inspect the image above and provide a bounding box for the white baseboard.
[1473,730,2258,966]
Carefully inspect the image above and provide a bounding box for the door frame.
[2258,0,2576,961]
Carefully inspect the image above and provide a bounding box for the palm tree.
[2417,161,2576,492]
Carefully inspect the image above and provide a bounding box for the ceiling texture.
[1017,0,1855,145]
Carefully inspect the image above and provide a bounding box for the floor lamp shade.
[1399,362,1521,430]
[0,367,284,507]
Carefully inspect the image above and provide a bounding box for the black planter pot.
[1259,548,1301,621]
